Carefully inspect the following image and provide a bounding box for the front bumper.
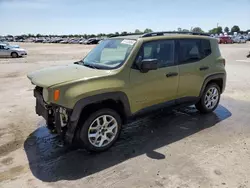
[19,52,27,56]
[34,87,73,142]
[34,87,50,120]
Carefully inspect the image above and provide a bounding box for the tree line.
[176,25,249,34]
[5,26,250,39]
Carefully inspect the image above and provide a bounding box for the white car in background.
[233,36,247,43]
[0,44,27,58]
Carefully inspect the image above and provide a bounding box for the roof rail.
[141,31,210,37]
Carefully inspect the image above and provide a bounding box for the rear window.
[178,39,202,64]
[178,39,211,64]
[201,39,212,57]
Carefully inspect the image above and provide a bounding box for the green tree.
[177,28,189,32]
[121,31,128,35]
[224,27,229,33]
[209,26,222,34]
[135,29,141,33]
[231,25,240,33]
[89,34,96,38]
[209,28,216,34]
[192,27,204,33]
[97,33,103,37]
[106,33,114,37]
[217,26,223,34]
[144,28,153,33]
[21,34,28,38]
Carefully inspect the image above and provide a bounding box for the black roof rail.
[141,31,210,37]
[109,33,144,38]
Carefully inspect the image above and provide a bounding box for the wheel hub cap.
[204,87,219,109]
[88,115,118,148]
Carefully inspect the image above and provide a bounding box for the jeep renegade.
[27,32,226,152]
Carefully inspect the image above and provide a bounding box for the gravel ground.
[0,42,250,188]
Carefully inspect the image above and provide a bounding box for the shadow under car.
[24,104,231,182]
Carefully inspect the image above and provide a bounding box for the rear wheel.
[196,83,221,113]
[11,52,18,58]
[76,108,122,152]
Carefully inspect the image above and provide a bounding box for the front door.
[129,39,179,113]
[0,45,9,56]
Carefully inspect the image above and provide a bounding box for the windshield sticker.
[121,39,136,45]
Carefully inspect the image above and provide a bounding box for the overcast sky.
[1,0,250,35]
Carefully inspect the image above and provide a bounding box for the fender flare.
[199,73,226,97]
[65,91,131,143]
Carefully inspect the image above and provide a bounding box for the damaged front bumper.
[34,87,74,143]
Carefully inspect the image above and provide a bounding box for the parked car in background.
[79,39,86,44]
[60,39,69,44]
[68,39,80,44]
[83,38,100,44]
[0,44,27,58]
[219,36,233,44]
[233,36,247,43]
[34,39,44,43]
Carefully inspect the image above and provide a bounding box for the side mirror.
[139,59,158,73]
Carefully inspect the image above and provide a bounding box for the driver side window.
[135,40,175,69]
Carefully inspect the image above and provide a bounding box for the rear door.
[176,38,211,102]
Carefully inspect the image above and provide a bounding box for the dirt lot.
[0,42,250,188]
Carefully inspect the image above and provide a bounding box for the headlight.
[42,88,49,102]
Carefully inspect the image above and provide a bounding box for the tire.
[11,52,18,58]
[76,108,122,152]
[195,83,221,114]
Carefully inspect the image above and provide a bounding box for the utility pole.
[217,23,219,28]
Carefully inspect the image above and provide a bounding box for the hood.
[27,64,113,88]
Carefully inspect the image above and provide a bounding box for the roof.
[110,32,211,40]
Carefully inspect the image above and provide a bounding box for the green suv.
[28,32,226,152]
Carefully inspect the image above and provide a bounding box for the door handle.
[166,72,178,77]
[199,66,209,71]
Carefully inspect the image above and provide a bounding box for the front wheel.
[11,52,18,58]
[196,83,221,113]
[76,108,122,152]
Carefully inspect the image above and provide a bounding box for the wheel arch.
[199,73,226,98]
[11,51,18,57]
[65,91,131,144]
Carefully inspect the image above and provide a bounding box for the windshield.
[82,39,136,69]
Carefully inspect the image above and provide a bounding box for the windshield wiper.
[83,63,98,69]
